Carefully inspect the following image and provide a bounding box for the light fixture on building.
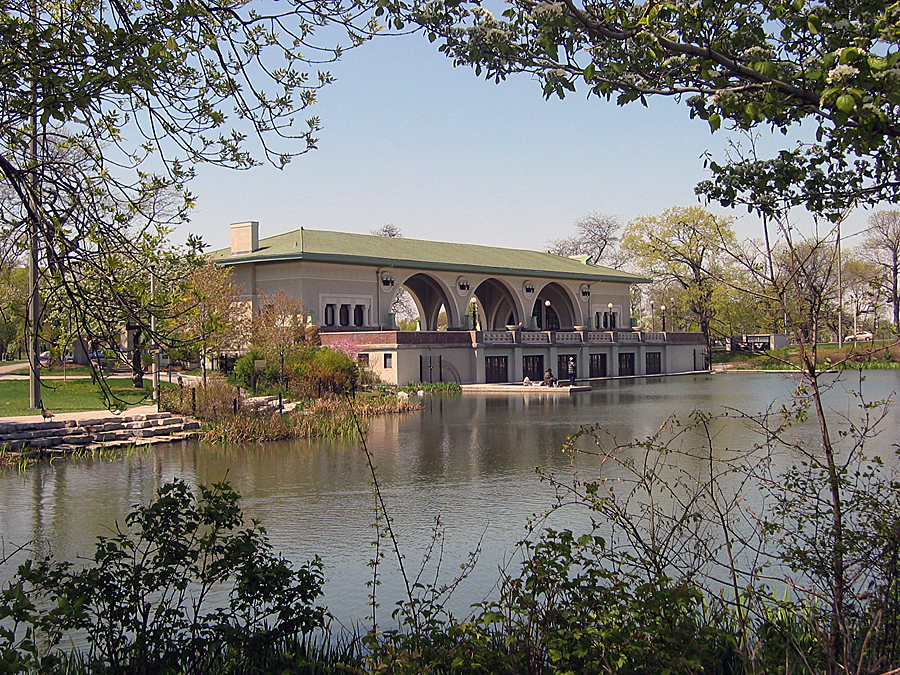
[381,273,394,288]
[581,284,591,298]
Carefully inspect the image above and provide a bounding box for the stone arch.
[532,282,578,330]
[400,273,457,331]
[473,278,521,330]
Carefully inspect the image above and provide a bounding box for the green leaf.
[836,93,856,111]
[807,14,821,34]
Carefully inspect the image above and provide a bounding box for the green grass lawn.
[712,340,900,369]
[0,379,154,417]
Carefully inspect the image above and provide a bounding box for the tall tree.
[621,206,737,354]
[547,213,620,266]
[842,253,881,337]
[393,2,900,664]
[0,0,376,405]
[0,264,25,360]
[251,291,315,388]
[177,260,245,387]
[861,210,900,335]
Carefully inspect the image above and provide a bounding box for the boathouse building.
[212,221,707,385]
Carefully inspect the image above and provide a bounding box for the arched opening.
[401,274,456,331]
[473,279,520,330]
[532,283,577,330]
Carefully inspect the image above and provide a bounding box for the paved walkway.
[0,404,160,425]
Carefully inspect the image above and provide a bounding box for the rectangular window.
[485,356,508,383]
[589,353,607,378]
[523,355,544,381]
[383,353,393,369]
[357,354,369,366]
[646,352,661,375]
[618,352,635,376]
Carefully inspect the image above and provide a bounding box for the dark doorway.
[646,352,662,375]
[589,353,607,378]
[618,352,635,376]
[523,355,544,381]
[485,356,508,383]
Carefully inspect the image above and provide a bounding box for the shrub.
[232,348,279,394]
[283,347,358,398]
[159,375,241,421]
[8,479,326,675]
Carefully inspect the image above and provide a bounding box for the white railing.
[586,331,613,343]
[617,332,641,342]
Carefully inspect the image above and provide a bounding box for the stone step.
[0,410,200,456]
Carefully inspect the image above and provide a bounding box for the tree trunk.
[802,347,846,675]
[131,327,144,389]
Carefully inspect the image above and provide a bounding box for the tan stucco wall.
[227,259,633,331]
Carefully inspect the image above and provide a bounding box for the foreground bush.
[1,480,326,675]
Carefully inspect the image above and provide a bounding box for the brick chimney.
[230,221,259,254]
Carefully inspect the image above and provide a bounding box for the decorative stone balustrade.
[555,332,583,344]
[586,331,614,343]
[476,329,669,346]
[483,331,514,344]
[521,332,551,344]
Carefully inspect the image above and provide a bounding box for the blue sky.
[184,29,875,254]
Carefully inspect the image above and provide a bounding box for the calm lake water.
[2,370,899,628]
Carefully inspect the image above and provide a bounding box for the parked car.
[845,331,874,341]
[38,350,51,366]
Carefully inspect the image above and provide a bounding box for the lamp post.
[650,300,655,331]
[608,302,614,330]
[661,305,667,332]
[544,299,551,331]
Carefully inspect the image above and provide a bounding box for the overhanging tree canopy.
[395,0,900,215]
[0,0,376,405]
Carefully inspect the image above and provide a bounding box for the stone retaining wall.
[0,412,201,459]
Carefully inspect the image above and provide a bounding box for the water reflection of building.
[213,222,707,384]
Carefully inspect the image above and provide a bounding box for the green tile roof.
[211,227,647,283]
